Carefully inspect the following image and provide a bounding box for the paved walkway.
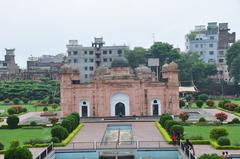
[203,108,240,122]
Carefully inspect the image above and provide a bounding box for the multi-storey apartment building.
[185,22,235,82]
[27,54,65,80]
[66,38,129,83]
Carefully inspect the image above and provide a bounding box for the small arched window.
[83,101,86,105]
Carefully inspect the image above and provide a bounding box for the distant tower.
[92,37,105,67]
[5,48,18,74]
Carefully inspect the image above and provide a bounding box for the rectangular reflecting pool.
[50,149,183,159]
[102,124,133,144]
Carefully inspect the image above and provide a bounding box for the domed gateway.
[60,61,180,117]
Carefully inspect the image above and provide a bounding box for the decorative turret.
[162,61,179,86]
[60,64,80,86]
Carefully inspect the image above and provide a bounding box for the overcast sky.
[0,0,239,68]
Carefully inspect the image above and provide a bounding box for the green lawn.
[184,125,240,145]
[0,128,51,148]
[0,104,60,115]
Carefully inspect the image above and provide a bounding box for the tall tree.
[226,40,240,71]
[125,47,146,68]
[150,42,180,66]
[178,52,217,85]
[230,55,240,83]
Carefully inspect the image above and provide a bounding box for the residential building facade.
[185,22,235,82]
[66,37,129,83]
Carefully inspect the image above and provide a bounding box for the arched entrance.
[115,102,125,116]
[110,92,130,116]
[79,101,90,117]
[151,99,161,116]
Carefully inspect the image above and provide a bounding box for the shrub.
[4,98,10,104]
[51,103,58,110]
[7,108,16,115]
[4,147,32,159]
[185,95,192,102]
[217,136,231,146]
[62,118,73,133]
[159,114,173,126]
[10,140,20,149]
[170,125,184,136]
[7,115,19,129]
[230,118,240,124]
[164,120,179,132]
[179,100,185,108]
[225,103,238,111]
[198,94,208,101]
[21,108,27,113]
[24,139,51,145]
[12,98,21,105]
[215,112,228,123]
[71,112,80,124]
[198,153,223,159]
[234,106,240,113]
[0,142,4,150]
[210,128,228,140]
[30,121,37,126]
[199,117,207,123]
[48,117,59,125]
[189,134,203,140]
[22,98,29,104]
[51,137,60,143]
[196,100,204,108]
[51,125,69,141]
[179,112,189,122]
[206,100,214,107]
[43,107,48,112]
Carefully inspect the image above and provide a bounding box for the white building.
[66,37,129,83]
[185,22,235,82]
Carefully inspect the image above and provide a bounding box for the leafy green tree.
[125,47,146,68]
[226,40,240,71]
[150,42,180,65]
[229,55,240,83]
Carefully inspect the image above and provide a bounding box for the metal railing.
[179,141,196,159]
[35,143,53,159]
[61,140,175,150]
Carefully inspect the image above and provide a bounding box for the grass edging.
[210,140,240,150]
[62,123,84,145]
[155,122,172,143]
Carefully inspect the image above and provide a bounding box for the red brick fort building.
[60,58,180,117]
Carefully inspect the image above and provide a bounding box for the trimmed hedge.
[156,122,172,143]
[62,124,83,145]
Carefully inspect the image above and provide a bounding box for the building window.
[209,51,214,55]
[109,58,112,62]
[84,59,88,63]
[68,51,71,55]
[89,51,94,55]
[200,44,203,48]
[85,66,88,71]
[210,36,214,40]
[84,51,87,55]
[73,51,78,55]
[3,63,7,66]
[74,59,78,63]
[109,50,112,54]
[103,50,107,54]
[117,50,122,54]
[89,59,94,62]
[200,51,203,55]
[219,51,224,56]
[68,59,71,63]
[219,59,224,63]
[103,58,107,62]
[89,66,94,71]
[209,44,213,47]
[85,74,88,78]
[195,44,198,48]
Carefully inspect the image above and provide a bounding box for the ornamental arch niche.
[110,92,130,116]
